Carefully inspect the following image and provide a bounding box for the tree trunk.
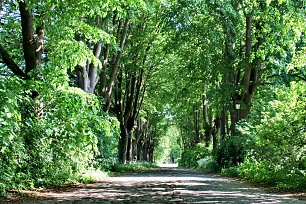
[134,118,148,162]
[118,122,128,164]
[19,1,37,75]
[239,16,262,120]
[230,109,237,135]
[137,141,143,161]
[203,100,212,147]
[142,139,148,161]
[193,103,200,145]
[212,128,217,151]
[76,38,101,93]
[220,106,227,140]
[126,131,133,162]
[148,138,154,163]
[101,16,130,112]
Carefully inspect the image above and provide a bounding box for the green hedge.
[0,77,120,195]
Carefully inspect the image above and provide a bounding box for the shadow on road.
[15,167,306,203]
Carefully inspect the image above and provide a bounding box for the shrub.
[197,156,219,173]
[0,77,120,195]
[179,143,211,168]
[235,82,306,190]
[110,162,159,173]
[94,115,120,170]
[215,134,255,168]
[221,166,239,177]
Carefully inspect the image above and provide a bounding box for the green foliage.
[110,162,159,173]
[197,156,219,173]
[235,82,306,190]
[95,116,120,170]
[0,75,120,195]
[0,77,27,195]
[179,143,211,168]
[216,135,255,168]
[1,0,305,196]
[221,166,240,178]
[154,125,181,164]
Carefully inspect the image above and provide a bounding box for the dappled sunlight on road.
[28,168,305,204]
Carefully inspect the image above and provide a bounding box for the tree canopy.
[0,0,305,194]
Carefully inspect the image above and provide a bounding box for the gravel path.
[9,167,306,203]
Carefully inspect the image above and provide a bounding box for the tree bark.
[2,1,44,80]
[239,16,262,120]
[126,128,133,162]
[220,106,227,140]
[212,117,220,151]
[230,109,237,135]
[115,71,127,163]
[203,100,212,147]
[103,15,130,112]
[19,1,37,75]
[0,44,28,79]
[118,122,128,164]
[100,44,109,95]
[76,37,101,93]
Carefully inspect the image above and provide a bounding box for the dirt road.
[7,167,306,203]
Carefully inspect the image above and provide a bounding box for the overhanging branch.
[0,44,28,79]
[288,73,306,82]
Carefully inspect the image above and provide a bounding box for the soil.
[2,167,306,203]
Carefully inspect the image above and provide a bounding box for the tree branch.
[287,73,306,82]
[0,44,28,79]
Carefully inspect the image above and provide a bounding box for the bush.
[179,143,211,168]
[235,82,306,190]
[21,86,108,187]
[110,162,159,173]
[0,77,28,195]
[238,159,306,190]
[197,156,219,173]
[0,76,120,195]
[215,134,255,168]
[221,166,239,177]
[94,115,120,170]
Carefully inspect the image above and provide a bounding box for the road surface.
[5,167,306,203]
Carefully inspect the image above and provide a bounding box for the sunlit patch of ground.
[2,167,306,203]
[158,163,179,168]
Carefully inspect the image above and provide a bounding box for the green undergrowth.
[0,77,120,196]
[221,164,306,192]
[42,169,110,186]
[197,82,306,192]
[179,143,211,168]
[109,162,159,173]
